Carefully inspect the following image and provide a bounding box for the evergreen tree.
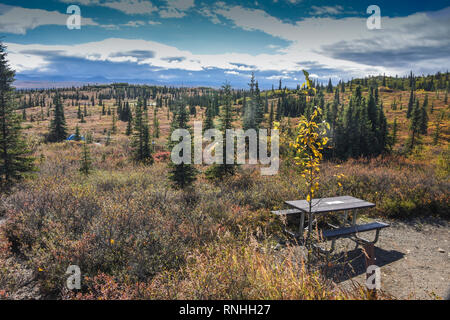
[269,100,274,127]
[74,125,82,141]
[0,43,35,190]
[111,110,117,134]
[105,130,111,146]
[432,112,444,145]
[326,78,333,93]
[377,102,388,153]
[206,84,236,179]
[168,102,197,189]
[367,88,378,131]
[406,100,422,152]
[79,140,92,175]
[275,97,282,121]
[254,81,264,126]
[334,87,340,105]
[203,102,215,133]
[125,112,133,136]
[131,98,153,164]
[153,107,160,138]
[419,97,429,135]
[47,94,67,142]
[407,89,414,118]
[264,92,269,114]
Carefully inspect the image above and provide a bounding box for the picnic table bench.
[272,196,390,254]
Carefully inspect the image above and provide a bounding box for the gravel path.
[330,217,450,299]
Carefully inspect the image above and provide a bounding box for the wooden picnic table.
[273,196,389,295]
[272,196,389,253]
[285,196,375,235]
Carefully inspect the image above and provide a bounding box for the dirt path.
[332,217,449,299]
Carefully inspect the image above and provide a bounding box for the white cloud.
[0,4,98,34]
[198,7,221,24]
[4,3,450,80]
[58,0,157,15]
[159,0,195,18]
[201,4,450,77]
[310,5,344,16]
[122,20,146,27]
[167,0,195,12]
[104,0,157,14]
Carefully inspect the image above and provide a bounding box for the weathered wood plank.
[285,196,375,214]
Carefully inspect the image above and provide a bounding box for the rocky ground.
[327,217,449,299]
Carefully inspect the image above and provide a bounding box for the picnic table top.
[285,196,375,214]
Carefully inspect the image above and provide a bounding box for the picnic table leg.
[342,210,348,226]
[307,212,313,240]
[352,209,357,226]
[298,211,305,240]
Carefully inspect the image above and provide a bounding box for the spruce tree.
[203,102,214,133]
[206,84,236,180]
[125,113,133,136]
[269,100,274,127]
[168,102,197,189]
[407,89,414,118]
[0,43,35,190]
[254,81,264,126]
[264,92,269,114]
[406,100,422,152]
[334,87,340,105]
[74,125,82,141]
[47,94,67,142]
[327,78,333,93]
[419,97,429,135]
[111,110,117,134]
[153,107,160,138]
[79,140,92,175]
[275,97,282,121]
[131,98,153,164]
[432,112,444,145]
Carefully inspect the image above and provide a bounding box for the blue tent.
[67,134,85,141]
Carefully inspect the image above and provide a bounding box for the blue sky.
[1,0,449,88]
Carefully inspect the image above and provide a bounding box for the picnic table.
[272,196,389,254]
